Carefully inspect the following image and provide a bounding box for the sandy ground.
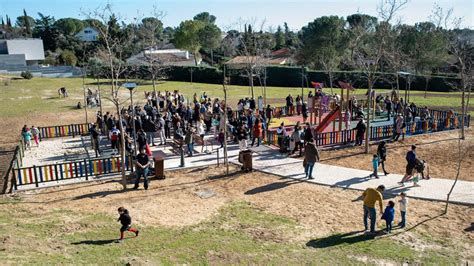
[317,129,474,182]
[9,165,473,256]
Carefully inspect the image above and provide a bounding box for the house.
[126,43,201,66]
[224,49,295,69]
[0,39,45,69]
[75,27,99,42]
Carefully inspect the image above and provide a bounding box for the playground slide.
[314,106,341,133]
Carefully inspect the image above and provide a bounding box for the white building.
[127,43,201,66]
[75,27,99,42]
[0,39,45,68]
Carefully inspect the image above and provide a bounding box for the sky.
[0,0,472,31]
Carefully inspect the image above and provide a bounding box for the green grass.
[0,198,466,264]
[1,76,472,118]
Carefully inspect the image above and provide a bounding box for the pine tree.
[6,15,12,28]
[23,9,31,36]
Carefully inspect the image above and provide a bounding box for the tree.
[59,50,78,66]
[16,9,34,36]
[298,16,347,92]
[198,23,221,65]
[193,12,216,24]
[55,18,84,35]
[283,22,298,47]
[83,4,136,190]
[173,20,205,66]
[350,0,408,154]
[33,13,58,51]
[274,26,285,50]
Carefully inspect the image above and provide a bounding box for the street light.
[123,82,138,155]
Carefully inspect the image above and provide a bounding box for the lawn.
[0,164,472,265]
[0,198,466,265]
[2,76,470,119]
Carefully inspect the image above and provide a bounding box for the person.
[21,126,32,150]
[291,125,304,156]
[31,125,40,147]
[381,201,395,234]
[303,123,313,146]
[400,145,417,184]
[369,154,379,178]
[393,114,404,141]
[133,148,151,190]
[109,126,120,155]
[286,94,294,116]
[237,124,248,151]
[303,138,320,179]
[362,185,385,234]
[156,115,166,146]
[116,207,139,242]
[398,192,408,228]
[265,105,274,125]
[355,119,366,146]
[143,116,156,146]
[89,124,101,157]
[136,129,147,152]
[251,119,262,147]
[218,129,225,148]
[385,96,392,121]
[197,117,206,153]
[276,122,288,152]
[302,102,309,123]
[185,127,196,157]
[377,141,389,175]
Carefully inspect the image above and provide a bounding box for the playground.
[1,77,473,264]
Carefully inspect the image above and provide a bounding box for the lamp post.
[124,82,138,155]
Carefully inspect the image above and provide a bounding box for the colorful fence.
[267,114,470,149]
[38,123,90,140]
[14,156,131,188]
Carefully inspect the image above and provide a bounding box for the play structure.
[308,81,355,133]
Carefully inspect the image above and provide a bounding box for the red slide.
[314,106,341,133]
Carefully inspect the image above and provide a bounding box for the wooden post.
[33,165,39,187]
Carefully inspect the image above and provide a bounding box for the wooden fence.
[38,123,89,140]
[13,156,131,189]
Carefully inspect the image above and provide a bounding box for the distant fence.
[13,156,132,189]
[38,123,89,140]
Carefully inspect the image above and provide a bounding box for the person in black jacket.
[355,119,366,146]
[377,141,389,175]
[117,207,139,242]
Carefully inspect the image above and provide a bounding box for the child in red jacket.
[117,207,139,242]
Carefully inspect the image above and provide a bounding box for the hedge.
[91,65,461,92]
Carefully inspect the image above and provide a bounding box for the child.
[218,129,225,148]
[369,154,379,178]
[31,126,40,147]
[398,193,408,228]
[381,201,395,233]
[117,207,139,242]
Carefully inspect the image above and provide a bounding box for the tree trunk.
[250,69,255,99]
[460,87,465,140]
[329,71,334,95]
[210,49,214,66]
[98,78,103,117]
[365,82,372,154]
[152,77,157,96]
[395,73,399,100]
[424,76,429,99]
[116,103,127,190]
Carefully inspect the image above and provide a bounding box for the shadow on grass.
[244,178,301,195]
[464,223,474,232]
[72,239,116,245]
[391,212,446,236]
[306,230,373,248]
[73,188,133,200]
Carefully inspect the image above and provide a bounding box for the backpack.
[414,159,425,172]
[111,131,119,141]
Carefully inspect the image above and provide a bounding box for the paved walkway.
[239,146,474,205]
[17,138,474,205]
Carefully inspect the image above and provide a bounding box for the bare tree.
[351,0,408,154]
[430,5,473,212]
[136,8,169,95]
[82,4,136,190]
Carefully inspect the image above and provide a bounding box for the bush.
[20,71,33,80]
